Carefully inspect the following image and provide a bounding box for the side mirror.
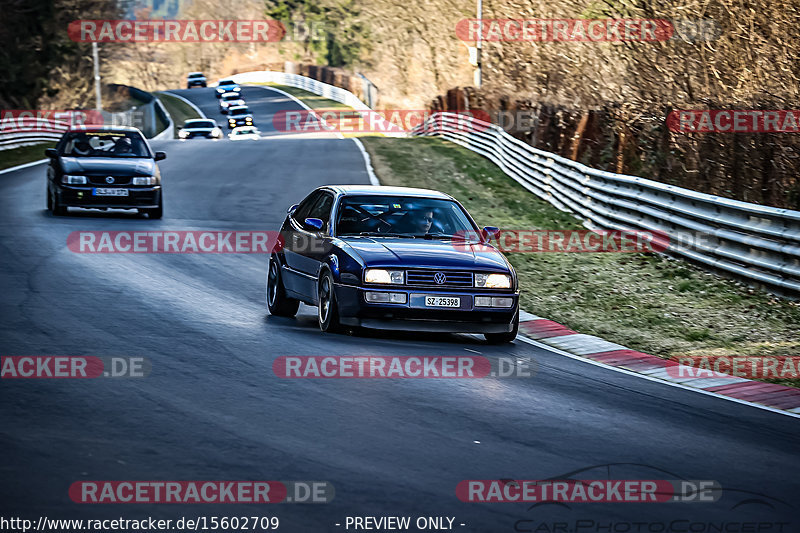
[481,226,500,241]
[154,151,167,161]
[304,218,324,231]
[287,204,299,215]
[45,148,58,158]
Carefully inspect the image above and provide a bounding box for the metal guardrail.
[411,112,800,294]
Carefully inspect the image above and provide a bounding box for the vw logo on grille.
[433,272,447,285]
[105,176,115,184]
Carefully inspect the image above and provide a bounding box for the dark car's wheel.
[267,256,299,317]
[50,188,67,216]
[317,270,341,333]
[484,309,519,344]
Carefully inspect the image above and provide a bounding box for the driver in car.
[113,137,134,154]
[394,208,435,234]
[71,138,93,156]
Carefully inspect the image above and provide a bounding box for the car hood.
[59,157,156,176]
[342,237,510,271]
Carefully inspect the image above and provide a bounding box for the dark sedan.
[45,126,165,218]
[226,106,254,129]
[266,186,520,343]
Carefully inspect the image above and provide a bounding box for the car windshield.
[219,80,236,86]
[335,195,476,238]
[61,131,150,158]
[222,94,240,101]
[185,120,215,129]
[229,108,248,116]
[188,73,203,78]
[233,128,256,135]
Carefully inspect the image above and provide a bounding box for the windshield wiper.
[354,232,417,238]
[422,233,455,240]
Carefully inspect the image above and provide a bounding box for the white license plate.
[93,188,129,196]
[425,296,461,308]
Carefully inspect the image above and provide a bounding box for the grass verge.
[360,136,800,388]
[0,142,55,171]
[155,92,202,137]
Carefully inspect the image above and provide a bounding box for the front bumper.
[56,184,161,209]
[335,284,519,333]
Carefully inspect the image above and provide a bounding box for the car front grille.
[87,176,131,185]
[405,270,473,288]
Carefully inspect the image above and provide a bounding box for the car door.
[287,191,335,301]
[281,191,321,296]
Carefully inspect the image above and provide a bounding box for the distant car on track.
[226,106,254,129]
[219,92,246,114]
[215,79,241,98]
[266,185,520,343]
[45,126,165,218]
[178,119,222,139]
[228,126,261,140]
[186,72,207,88]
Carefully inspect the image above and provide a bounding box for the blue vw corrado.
[266,186,520,343]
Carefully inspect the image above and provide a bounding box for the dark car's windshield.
[222,94,240,101]
[219,80,236,86]
[187,73,204,78]
[335,195,476,237]
[185,120,215,129]
[229,108,249,116]
[60,131,150,158]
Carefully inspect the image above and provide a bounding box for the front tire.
[317,270,341,333]
[484,309,519,344]
[267,256,299,317]
[50,188,67,216]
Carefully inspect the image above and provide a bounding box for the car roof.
[221,92,241,98]
[184,119,214,125]
[228,106,249,111]
[219,79,237,83]
[188,72,204,76]
[66,125,143,134]
[325,185,453,200]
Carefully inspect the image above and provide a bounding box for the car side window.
[292,192,321,224]
[306,193,334,231]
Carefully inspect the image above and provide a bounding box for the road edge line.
[0,158,48,175]
[514,320,800,419]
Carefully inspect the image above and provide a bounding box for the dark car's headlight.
[132,176,157,185]
[475,273,512,289]
[232,87,241,92]
[365,269,404,284]
[62,174,87,184]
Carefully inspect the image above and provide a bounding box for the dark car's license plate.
[93,188,129,196]
[425,296,460,308]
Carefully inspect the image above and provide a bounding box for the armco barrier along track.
[411,112,800,295]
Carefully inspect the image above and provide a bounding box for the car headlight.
[211,127,222,137]
[178,130,189,138]
[364,269,404,285]
[216,87,225,93]
[62,174,87,184]
[132,176,157,185]
[232,87,241,92]
[475,273,512,289]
